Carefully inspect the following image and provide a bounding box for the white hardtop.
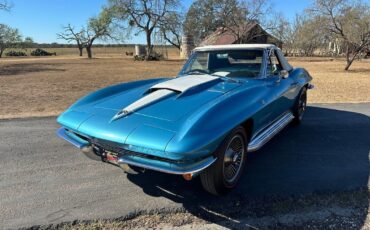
[194,44,276,51]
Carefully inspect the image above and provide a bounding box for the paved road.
[0,104,369,229]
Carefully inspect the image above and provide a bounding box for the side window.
[266,50,283,76]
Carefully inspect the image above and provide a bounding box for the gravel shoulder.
[35,189,370,229]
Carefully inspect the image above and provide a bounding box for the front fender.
[70,78,168,109]
[57,78,168,131]
[165,84,266,159]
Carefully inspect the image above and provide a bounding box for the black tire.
[292,87,307,125]
[200,126,248,195]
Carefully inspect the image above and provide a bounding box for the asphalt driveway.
[0,103,369,229]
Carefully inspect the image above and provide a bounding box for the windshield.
[180,49,264,78]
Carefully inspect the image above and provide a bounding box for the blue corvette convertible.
[57,44,313,195]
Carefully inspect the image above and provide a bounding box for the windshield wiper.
[211,73,240,83]
[183,69,209,75]
[183,70,240,83]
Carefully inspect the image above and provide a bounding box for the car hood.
[94,75,240,122]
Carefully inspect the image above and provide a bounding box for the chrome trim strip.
[248,112,294,152]
[56,127,89,149]
[117,156,217,175]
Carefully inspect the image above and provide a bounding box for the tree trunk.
[78,46,83,56]
[145,30,153,60]
[0,48,3,58]
[345,61,352,70]
[344,55,355,71]
[344,44,356,71]
[86,45,92,59]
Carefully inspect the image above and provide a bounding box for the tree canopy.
[0,24,22,57]
[183,0,271,45]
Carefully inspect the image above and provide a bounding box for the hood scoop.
[112,75,220,121]
[150,74,219,94]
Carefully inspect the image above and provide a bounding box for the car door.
[264,49,295,119]
[251,50,282,133]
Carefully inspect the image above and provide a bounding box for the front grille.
[68,131,187,164]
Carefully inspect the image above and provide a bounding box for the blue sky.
[0,0,311,44]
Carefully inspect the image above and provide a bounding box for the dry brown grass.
[0,54,369,119]
[288,57,370,103]
[0,56,184,119]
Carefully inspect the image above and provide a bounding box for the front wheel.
[292,87,307,125]
[200,126,248,195]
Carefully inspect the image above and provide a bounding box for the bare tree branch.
[0,0,11,12]
[57,24,85,56]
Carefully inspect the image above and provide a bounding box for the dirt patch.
[32,188,370,229]
[0,63,66,76]
[0,55,369,119]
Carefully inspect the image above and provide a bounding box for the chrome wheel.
[200,126,248,195]
[223,134,245,183]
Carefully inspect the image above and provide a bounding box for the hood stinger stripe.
[111,89,175,121]
[111,75,219,121]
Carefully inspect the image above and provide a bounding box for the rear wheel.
[292,87,307,125]
[200,126,248,195]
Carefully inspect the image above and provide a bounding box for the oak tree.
[109,0,180,59]
[0,24,21,58]
[310,0,370,70]
[57,24,85,56]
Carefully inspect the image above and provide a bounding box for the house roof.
[199,22,281,46]
[200,22,258,46]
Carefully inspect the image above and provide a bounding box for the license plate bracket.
[106,151,119,164]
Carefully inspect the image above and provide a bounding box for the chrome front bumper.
[57,127,216,175]
[57,127,89,149]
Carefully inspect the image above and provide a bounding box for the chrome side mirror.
[279,70,289,79]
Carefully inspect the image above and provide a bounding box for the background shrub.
[31,48,56,56]
[133,52,163,61]
[5,50,27,57]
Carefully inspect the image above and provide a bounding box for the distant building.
[200,22,282,48]
[180,35,195,59]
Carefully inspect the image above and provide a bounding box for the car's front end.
[57,126,217,178]
[56,73,242,179]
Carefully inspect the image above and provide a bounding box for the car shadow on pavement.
[127,105,370,228]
